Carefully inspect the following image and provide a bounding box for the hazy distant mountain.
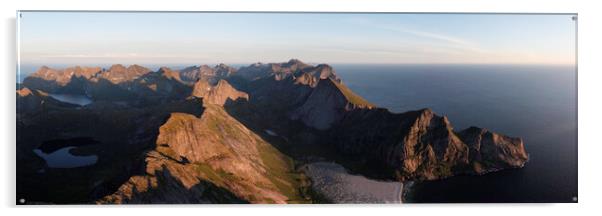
[179,63,237,85]
[16,59,528,204]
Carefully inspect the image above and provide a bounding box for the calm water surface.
[334,64,577,203]
[33,147,98,168]
[48,93,93,106]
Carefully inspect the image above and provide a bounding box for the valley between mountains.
[16,59,529,204]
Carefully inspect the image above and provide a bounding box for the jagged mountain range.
[16,59,528,204]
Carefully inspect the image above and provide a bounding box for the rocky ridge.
[17,59,529,204]
[191,79,248,105]
[100,105,308,203]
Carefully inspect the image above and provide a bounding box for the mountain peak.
[284,59,309,68]
[215,63,235,71]
[326,78,374,108]
[157,67,182,81]
[31,65,54,76]
[109,64,126,72]
[127,64,144,70]
[287,58,304,65]
[16,87,33,97]
[291,78,373,130]
[158,66,171,72]
[191,79,248,105]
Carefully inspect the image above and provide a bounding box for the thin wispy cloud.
[348,17,466,43]
[346,17,489,54]
[380,25,474,47]
[19,13,575,65]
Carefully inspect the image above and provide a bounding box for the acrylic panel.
[16,11,578,204]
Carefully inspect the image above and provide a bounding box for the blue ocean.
[334,64,577,203]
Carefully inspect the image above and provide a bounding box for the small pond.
[34,147,98,168]
[34,137,99,168]
[48,93,93,106]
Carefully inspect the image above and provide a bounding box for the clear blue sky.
[18,12,576,65]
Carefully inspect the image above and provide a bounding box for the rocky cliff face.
[129,67,190,100]
[17,87,45,113]
[191,79,248,105]
[98,64,151,84]
[16,87,76,113]
[331,108,527,180]
[22,65,191,103]
[457,127,529,174]
[23,66,102,93]
[100,105,308,203]
[180,65,207,83]
[17,59,529,204]
[291,78,373,130]
[97,150,249,204]
[23,64,151,91]
[179,64,238,85]
[235,59,339,86]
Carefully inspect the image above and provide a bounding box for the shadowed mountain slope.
[17,59,528,204]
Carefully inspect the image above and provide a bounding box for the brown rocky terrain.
[23,64,191,103]
[331,108,528,180]
[191,79,248,105]
[234,59,340,86]
[97,64,151,84]
[22,66,102,93]
[458,126,529,174]
[100,104,308,204]
[16,87,77,113]
[180,64,238,85]
[17,59,529,204]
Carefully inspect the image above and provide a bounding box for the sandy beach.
[303,162,403,204]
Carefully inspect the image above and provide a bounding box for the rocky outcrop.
[332,108,527,180]
[117,67,191,102]
[214,63,237,77]
[16,87,76,113]
[228,60,349,131]
[22,64,151,93]
[179,64,238,85]
[22,66,102,92]
[97,150,248,204]
[101,105,307,203]
[294,64,341,87]
[457,127,529,174]
[179,65,213,84]
[155,67,183,82]
[22,65,192,103]
[16,87,43,113]
[191,79,248,105]
[235,59,340,86]
[98,64,151,84]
